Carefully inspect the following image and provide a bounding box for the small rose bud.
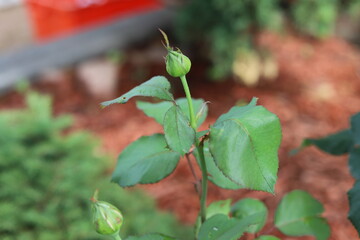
[165,49,191,77]
[91,190,123,236]
[159,29,191,77]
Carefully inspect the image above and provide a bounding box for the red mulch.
[1,32,360,239]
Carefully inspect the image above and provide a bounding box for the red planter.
[25,0,163,41]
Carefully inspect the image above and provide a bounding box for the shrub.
[175,0,360,82]
[290,0,338,38]
[0,92,191,240]
[346,0,360,16]
[176,0,282,82]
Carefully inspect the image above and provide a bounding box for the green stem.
[112,233,122,240]
[179,74,208,223]
[196,139,208,223]
[180,75,197,129]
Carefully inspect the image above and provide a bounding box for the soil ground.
[1,32,360,239]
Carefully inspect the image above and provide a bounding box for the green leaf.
[198,213,262,240]
[196,130,209,139]
[194,199,233,237]
[214,97,258,123]
[136,98,208,127]
[101,76,174,107]
[163,105,195,155]
[254,236,280,240]
[126,233,176,240]
[136,101,172,124]
[209,102,281,193]
[351,113,360,145]
[194,141,242,190]
[293,129,353,156]
[207,199,232,219]
[349,147,360,179]
[231,198,268,233]
[348,180,360,236]
[275,190,330,240]
[111,134,180,187]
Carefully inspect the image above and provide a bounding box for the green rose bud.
[160,29,191,77]
[165,50,191,77]
[91,190,123,236]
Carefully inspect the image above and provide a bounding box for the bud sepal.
[160,29,191,77]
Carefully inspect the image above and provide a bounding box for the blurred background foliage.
[291,0,339,38]
[176,0,360,84]
[0,91,192,240]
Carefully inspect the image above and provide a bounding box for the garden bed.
[1,32,360,239]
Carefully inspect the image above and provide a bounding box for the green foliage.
[126,234,176,240]
[194,200,232,237]
[100,34,329,239]
[103,74,328,239]
[296,111,360,235]
[209,98,281,193]
[111,134,180,187]
[345,0,360,16]
[195,141,242,190]
[164,105,195,155]
[101,76,174,107]
[0,92,98,240]
[255,236,280,240]
[105,81,281,193]
[136,98,208,127]
[275,190,330,240]
[348,181,360,234]
[231,198,268,233]
[0,92,191,240]
[291,0,338,38]
[349,147,360,179]
[197,193,329,239]
[293,129,353,155]
[351,112,360,144]
[197,214,262,240]
[206,200,232,219]
[199,195,328,240]
[176,0,281,80]
[176,0,357,81]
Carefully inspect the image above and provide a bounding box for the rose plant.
[92,31,331,240]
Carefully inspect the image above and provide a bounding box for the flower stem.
[112,234,122,240]
[196,139,208,223]
[179,74,208,223]
[180,75,197,130]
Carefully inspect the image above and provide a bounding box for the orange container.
[25,0,163,41]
